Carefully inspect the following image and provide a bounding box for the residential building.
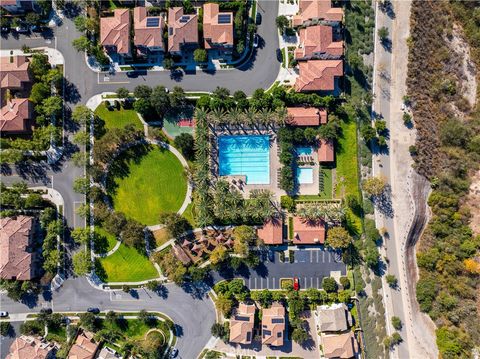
[67,331,99,359]
[287,107,327,126]
[322,332,359,359]
[167,7,198,54]
[229,303,256,344]
[97,347,122,359]
[317,138,334,162]
[257,218,283,245]
[317,303,352,332]
[291,216,326,245]
[0,0,38,14]
[295,59,343,92]
[203,3,234,52]
[172,243,192,265]
[100,8,131,57]
[262,302,286,346]
[293,0,343,27]
[0,55,31,90]
[133,7,164,54]
[0,216,38,281]
[295,25,343,61]
[1,98,33,134]
[6,335,55,359]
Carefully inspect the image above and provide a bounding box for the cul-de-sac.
[0,0,479,358]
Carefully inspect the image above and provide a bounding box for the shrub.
[322,277,338,293]
[280,196,296,212]
[340,276,350,289]
[391,316,402,330]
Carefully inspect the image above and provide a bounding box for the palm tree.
[274,106,288,127]
[208,108,225,128]
[227,107,242,128]
[243,108,258,129]
[258,109,272,129]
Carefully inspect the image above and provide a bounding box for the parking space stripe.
[323,251,325,261]
[254,277,257,289]
[317,277,320,289]
[316,250,319,262]
[304,277,307,288]
[266,277,269,289]
[310,251,313,262]
[328,252,331,262]
[310,277,313,288]
[261,277,264,289]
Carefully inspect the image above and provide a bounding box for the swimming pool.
[218,135,270,184]
[297,167,314,184]
[296,146,313,156]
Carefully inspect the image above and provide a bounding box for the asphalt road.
[0,277,216,359]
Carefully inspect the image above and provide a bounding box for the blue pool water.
[296,146,313,156]
[218,135,270,184]
[297,167,314,184]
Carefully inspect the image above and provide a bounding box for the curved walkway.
[92,239,121,258]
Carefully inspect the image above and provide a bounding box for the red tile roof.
[0,216,35,280]
[1,99,32,133]
[172,243,192,265]
[293,0,343,26]
[100,9,131,55]
[168,7,198,53]
[257,218,283,245]
[323,332,359,359]
[295,25,343,60]
[317,138,334,162]
[287,107,327,126]
[262,302,286,346]
[68,331,99,359]
[134,7,164,49]
[295,59,343,92]
[203,3,233,49]
[6,335,54,359]
[229,303,256,344]
[0,55,31,90]
[292,216,326,244]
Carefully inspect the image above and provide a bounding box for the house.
[317,138,334,162]
[287,107,327,126]
[0,55,31,90]
[291,216,326,245]
[133,7,164,53]
[97,347,122,359]
[293,0,343,27]
[172,243,192,265]
[322,332,359,359]
[257,218,283,245]
[100,8,131,56]
[295,59,343,92]
[229,303,256,344]
[0,216,38,281]
[168,7,198,54]
[0,0,38,14]
[1,99,33,134]
[295,25,343,61]
[203,3,234,52]
[6,335,55,359]
[67,331,99,359]
[262,302,286,346]
[317,303,352,332]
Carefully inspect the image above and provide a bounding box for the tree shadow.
[381,38,392,53]
[63,79,81,104]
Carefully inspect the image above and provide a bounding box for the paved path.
[372,1,437,357]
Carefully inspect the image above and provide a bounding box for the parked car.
[293,277,300,291]
[256,12,262,25]
[86,307,100,314]
[268,250,274,262]
[30,25,43,32]
[15,26,30,33]
[0,311,9,317]
[40,308,52,314]
[253,34,259,48]
[1,26,9,33]
[126,71,138,78]
[170,348,178,358]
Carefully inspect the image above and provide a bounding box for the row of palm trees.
[204,107,289,129]
[296,201,345,225]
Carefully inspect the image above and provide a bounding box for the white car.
[401,103,406,111]
[170,348,178,358]
[0,311,9,317]
[253,34,259,48]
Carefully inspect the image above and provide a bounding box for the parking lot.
[212,248,347,290]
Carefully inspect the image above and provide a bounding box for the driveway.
[0,277,215,359]
[212,249,346,290]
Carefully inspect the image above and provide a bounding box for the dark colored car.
[293,277,300,291]
[40,308,53,314]
[30,25,43,32]
[256,12,262,25]
[1,26,10,33]
[86,307,100,314]
[126,71,138,78]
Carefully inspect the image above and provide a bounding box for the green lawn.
[93,226,118,254]
[95,103,143,132]
[319,167,333,199]
[182,202,195,227]
[98,243,158,282]
[336,120,362,234]
[108,146,187,226]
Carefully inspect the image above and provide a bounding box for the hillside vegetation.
[407,0,480,357]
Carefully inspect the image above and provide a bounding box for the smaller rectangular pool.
[297,167,314,184]
[296,146,313,156]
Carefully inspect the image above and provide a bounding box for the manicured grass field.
[95,103,143,132]
[98,243,158,282]
[319,167,333,199]
[335,120,362,234]
[93,226,118,254]
[182,202,195,227]
[109,146,187,226]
